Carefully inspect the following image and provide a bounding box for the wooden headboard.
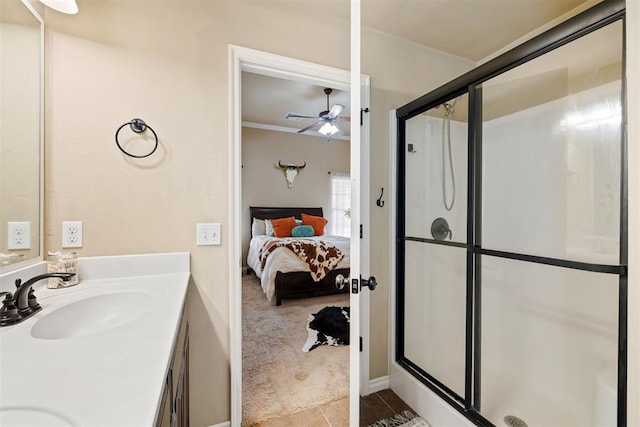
[249,206,323,229]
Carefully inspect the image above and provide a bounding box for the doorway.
[228,45,371,425]
[241,74,351,424]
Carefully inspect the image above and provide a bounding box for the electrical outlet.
[197,223,221,246]
[62,221,83,248]
[7,222,31,250]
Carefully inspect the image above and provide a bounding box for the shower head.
[444,103,454,115]
[443,97,458,115]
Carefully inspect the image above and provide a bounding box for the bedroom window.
[329,172,351,237]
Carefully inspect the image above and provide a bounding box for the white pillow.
[251,218,266,236]
[260,218,302,237]
[265,219,274,237]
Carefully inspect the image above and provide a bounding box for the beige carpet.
[242,273,349,426]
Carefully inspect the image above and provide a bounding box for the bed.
[247,206,350,305]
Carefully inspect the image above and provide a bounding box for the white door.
[348,100,361,425]
[349,2,360,424]
[349,1,376,422]
[349,73,373,425]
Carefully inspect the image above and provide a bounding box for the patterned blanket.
[259,238,344,281]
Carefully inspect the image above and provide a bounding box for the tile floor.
[251,389,416,427]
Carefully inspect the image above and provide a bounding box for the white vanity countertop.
[0,252,190,426]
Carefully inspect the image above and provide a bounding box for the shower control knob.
[431,217,452,241]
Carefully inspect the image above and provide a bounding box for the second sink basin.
[31,292,154,340]
[0,406,74,426]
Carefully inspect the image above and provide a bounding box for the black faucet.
[0,273,76,327]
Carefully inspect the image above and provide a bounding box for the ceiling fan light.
[38,0,78,14]
[318,122,340,137]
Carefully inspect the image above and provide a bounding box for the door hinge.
[360,224,363,239]
[360,336,363,352]
[360,107,370,126]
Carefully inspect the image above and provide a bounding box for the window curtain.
[329,171,351,237]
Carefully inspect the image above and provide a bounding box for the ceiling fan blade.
[285,113,317,120]
[340,116,351,122]
[327,104,345,119]
[297,121,323,134]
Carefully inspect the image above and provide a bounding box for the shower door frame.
[395,0,628,425]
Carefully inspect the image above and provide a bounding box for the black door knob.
[361,276,377,291]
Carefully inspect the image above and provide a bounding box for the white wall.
[402,113,469,396]
[404,115,468,243]
[241,126,350,263]
[403,241,467,396]
[482,88,620,426]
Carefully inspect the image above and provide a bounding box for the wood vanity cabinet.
[157,376,172,427]
[156,304,189,427]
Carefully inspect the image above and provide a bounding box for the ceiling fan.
[284,88,349,138]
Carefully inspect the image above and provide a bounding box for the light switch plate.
[197,223,221,246]
[8,222,31,250]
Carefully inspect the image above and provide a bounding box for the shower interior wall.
[404,113,468,397]
[403,76,621,425]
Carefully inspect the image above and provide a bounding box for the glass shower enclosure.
[395,1,626,426]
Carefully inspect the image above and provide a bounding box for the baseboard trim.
[369,375,390,393]
[209,422,231,427]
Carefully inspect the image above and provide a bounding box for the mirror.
[0,0,43,268]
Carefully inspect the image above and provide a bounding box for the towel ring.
[115,118,158,158]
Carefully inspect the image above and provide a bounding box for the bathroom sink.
[31,292,154,340]
[0,406,74,426]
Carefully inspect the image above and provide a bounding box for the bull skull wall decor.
[277,161,306,189]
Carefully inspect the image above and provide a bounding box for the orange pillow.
[301,213,328,236]
[270,216,297,238]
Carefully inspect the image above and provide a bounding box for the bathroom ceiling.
[274,0,592,61]
[363,0,591,61]
[242,0,593,135]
